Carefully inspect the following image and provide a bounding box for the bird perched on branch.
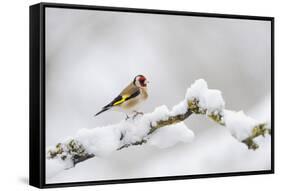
[95,75,149,119]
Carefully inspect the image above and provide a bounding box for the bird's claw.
[125,114,130,120]
[132,111,144,120]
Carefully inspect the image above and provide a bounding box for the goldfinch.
[95,75,149,118]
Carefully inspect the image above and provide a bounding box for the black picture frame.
[29,2,275,189]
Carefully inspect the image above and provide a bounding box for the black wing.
[95,90,140,117]
[105,89,140,108]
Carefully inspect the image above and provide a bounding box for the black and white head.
[133,75,149,88]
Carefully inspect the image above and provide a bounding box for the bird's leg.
[132,111,144,120]
[125,114,130,120]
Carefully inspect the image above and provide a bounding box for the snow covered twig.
[47,108,194,174]
[46,79,270,176]
[186,79,271,150]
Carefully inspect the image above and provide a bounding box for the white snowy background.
[45,8,271,183]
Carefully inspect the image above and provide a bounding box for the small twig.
[242,123,270,150]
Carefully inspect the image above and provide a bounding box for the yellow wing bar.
[113,95,129,106]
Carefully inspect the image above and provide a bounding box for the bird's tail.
[94,107,110,117]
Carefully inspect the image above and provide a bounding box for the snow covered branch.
[185,79,271,149]
[46,79,270,177]
[46,108,194,176]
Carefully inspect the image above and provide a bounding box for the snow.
[120,105,173,145]
[118,120,149,145]
[185,79,225,113]
[148,122,194,148]
[146,105,170,121]
[185,79,209,99]
[47,103,194,163]
[224,110,260,141]
[184,79,266,142]
[46,79,271,183]
[46,102,195,178]
[47,126,270,184]
[47,79,258,167]
[170,100,188,116]
[46,157,73,179]
[76,126,121,157]
[203,89,225,113]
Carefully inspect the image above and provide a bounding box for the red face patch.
[138,76,147,87]
[139,76,146,83]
